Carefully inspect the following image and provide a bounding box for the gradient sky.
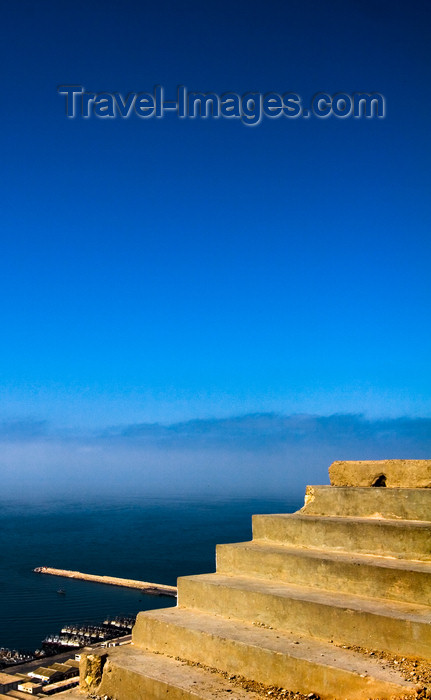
[1,1,430,496]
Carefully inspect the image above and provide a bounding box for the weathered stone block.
[79,651,107,692]
[329,459,431,488]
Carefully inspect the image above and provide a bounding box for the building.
[27,667,62,684]
[48,662,77,678]
[17,681,43,695]
[42,676,79,695]
[0,672,20,693]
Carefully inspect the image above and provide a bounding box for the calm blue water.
[0,495,301,653]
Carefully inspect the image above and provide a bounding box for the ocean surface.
[0,494,302,653]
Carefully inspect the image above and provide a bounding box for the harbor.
[42,617,134,651]
[33,566,177,597]
[0,620,134,697]
[0,617,134,670]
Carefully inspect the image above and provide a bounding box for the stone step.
[132,607,417,700]
[177,573,431,658]
[300,485,431,521]
[252,513,431,560]
[80,644,264,700]
[216,539,431,605]
[328,459,431,488]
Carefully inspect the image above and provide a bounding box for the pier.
[33,567,177,597]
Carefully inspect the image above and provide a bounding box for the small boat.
[57,589,66,595]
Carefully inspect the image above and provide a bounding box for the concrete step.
[132,607,417,699]
[328,459,431,488]
[216,539,431,605]
[252,513,431,560]
[177,572,431,658]
[80,644,264,700]
[300,485,431,521]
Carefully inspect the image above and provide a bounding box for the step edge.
[217,540,431,571]
[178,572,431,621]
[253,513,431,527]
[133,608,415,689]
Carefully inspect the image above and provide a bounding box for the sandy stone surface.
[328,460,431,488]
[334,643,431,699]
[82,646,431,700]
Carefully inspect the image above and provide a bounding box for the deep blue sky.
[0,1,430,495]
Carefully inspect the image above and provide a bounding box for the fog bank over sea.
[1,412,430,501]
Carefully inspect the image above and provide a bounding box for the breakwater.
[34,567,177,597]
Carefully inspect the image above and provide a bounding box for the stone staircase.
[80,460,431,700]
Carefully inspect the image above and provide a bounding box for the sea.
[0,494,302,653]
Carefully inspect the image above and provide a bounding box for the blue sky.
[1,0,430,496]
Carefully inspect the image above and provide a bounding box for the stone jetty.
[34,567,177,597]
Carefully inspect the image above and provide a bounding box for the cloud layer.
[102,413,431,450]
[0,413,430,500]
